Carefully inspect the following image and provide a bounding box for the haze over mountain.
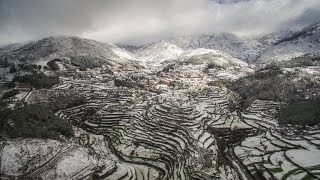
[1,0,320,46]
[1,22,319,67]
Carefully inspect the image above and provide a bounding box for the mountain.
[167,33,264,61]
[134,41,184,64]
[256,23,320,63]
[133,23,320,65]
[0,36,136,67]
[134,33,264,63]
[168,48,248,67]
[1,23,319,70]
[105,43,136,60]
[117,44,143,53]
[133,39,251,70]
[159,48,253,80]
[258,30,294,46]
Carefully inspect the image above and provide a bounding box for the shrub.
[253,65,282,79]
[203,62,225,73]
[2,90,19,99]
[0,104,73,139]
[207,62,223,69]
[277,98,320,126]
[47,60,60,71]
[48,94,87,111]
[71,56,107,69]
[9,65,17,73]
[162,64,175,73]
[0,58,11,68]
[228,65,319,109]
[79,66,87,71]
[114,78,134,88]
[277,56,316,68]
[12,72,59,89]
[43,66,50,70]
[18,64,38,71]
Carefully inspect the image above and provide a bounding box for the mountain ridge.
[1,22,319,68]
[255,22,320,63]
[0,36,139,68]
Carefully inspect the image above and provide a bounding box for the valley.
[0,23,320,180]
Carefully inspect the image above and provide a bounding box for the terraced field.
[50,75,240,179]
[51,69,320,180]
[230,100,320,180]
[2,64,320,180]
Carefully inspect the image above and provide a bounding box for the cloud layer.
[0,0,319,46]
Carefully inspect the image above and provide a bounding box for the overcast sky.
[0,0,320,46]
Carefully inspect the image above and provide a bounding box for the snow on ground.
[0,137,115,178]
[135,41,184,64]
[182,48,219,57]
[1,139,64,175]
[256,23,320,63]
[287,147,320,168]
[44,147,114,179]
[106,43,136,60]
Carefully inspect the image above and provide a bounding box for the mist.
[0,0,319,46]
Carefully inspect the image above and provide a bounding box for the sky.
[0,0,320,46]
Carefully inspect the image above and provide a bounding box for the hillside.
[256,23,320,63]
[0,36,137,68]
[134,41,184,64]
[258,30,294,46]
[134,33,264,63]
[132,23,320,65]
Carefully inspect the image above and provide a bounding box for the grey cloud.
[285,7,320,29]
[0,0,319,46]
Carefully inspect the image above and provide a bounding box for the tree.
[12,72,59,89]
[9,65,17,73]
[0,104,73,139]
[47,60,60,71]
[2,90,19,99]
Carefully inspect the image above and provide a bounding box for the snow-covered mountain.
[105,43,136,60]
[132,23,320,65]
[132,33,264,65]
[256,23,320,63]
[158,48,253,81]
[1,22,319,69]
[133,39,250,69]
[134,41,184,64]
[178,48,248,67]
[258,30,294,46]
[167,33,264,61]
[0,36,136,67]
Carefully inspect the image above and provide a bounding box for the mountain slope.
[258,30,294,46]
[167,33,264,61]
[134,33,264,63]
[0,36,135,67]
[176,48,248,67]
[105,43,136,60]
[256,23,320,63]
[134,41,249,70]
[134,41,184,64]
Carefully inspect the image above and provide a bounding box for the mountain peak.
[0,36,141,70]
